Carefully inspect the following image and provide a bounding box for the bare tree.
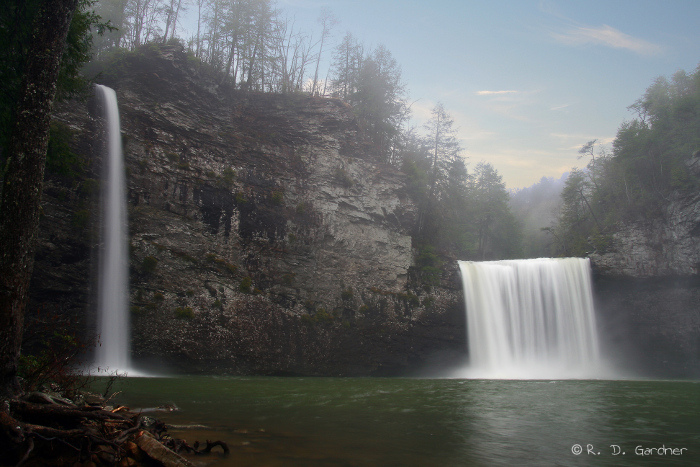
[162,0,185,43]
[311,8,338,96]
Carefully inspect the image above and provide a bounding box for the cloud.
[476,90,518,96]
[549,103,573,111]
[552,24,663,56]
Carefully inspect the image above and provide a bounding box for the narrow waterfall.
[457,258,600,379]
[94,84,131,373]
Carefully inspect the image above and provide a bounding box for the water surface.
[101,376,699,466]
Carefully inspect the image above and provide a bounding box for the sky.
[187,0,700,189]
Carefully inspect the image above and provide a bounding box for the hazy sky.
[187,1,700,188]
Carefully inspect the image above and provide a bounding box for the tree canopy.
[550,65,700,257]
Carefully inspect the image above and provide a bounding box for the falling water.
[457,258,601,379]
[94,84,131,373]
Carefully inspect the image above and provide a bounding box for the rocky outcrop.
[590,154,700,278]
[34,44,465,376]
[590,154,700,378]
[594,275,700,378]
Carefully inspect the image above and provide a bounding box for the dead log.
[136,431,194,467]
[10,399,132,428]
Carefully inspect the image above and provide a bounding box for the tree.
[330,31,363,99]
[423,102,461,196]
[1,0,104,152]
[89,0,129,54]
[347,45,408,162]
[0,0,81,397]
[311,9,338,96]
[509,176,565,257]
[471,162,520,259]
[551,65,700,257]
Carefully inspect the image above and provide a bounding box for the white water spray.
[456,258,601,379]
[94,84,131,373]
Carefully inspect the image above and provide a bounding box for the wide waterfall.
[456,258,601,379]
[94,84,131,374]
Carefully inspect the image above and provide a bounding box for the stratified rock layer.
[40,44,465,376]
[590,154,700,378]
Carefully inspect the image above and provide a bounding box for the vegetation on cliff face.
[53,43,466,375]
[90,0,524,262]
[550,66,700,258]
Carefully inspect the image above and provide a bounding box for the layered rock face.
[37,45,465,375]
[590,155,700,377]
[590,156,700,278]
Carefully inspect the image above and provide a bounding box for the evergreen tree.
[471,162,521,259]
[330,32,363,99]
[552,65,700,257]
[423,102,461,197]
[346,45,408,162]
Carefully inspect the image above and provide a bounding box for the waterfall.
[94,84,131,374]
[457,258,601,379]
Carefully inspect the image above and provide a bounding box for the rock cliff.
[590,154,700,378]
[31,44,465,376]
[590,154,700,278]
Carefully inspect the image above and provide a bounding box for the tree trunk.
[0,0,79,399]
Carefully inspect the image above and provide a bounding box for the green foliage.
[341,287,354,301]
[239,276,253,293]
[295,203,308,214]
[302,307,335,324]
[80,178,100,197]
[46,122,85,177]
[172,249,197,263]
[71,209,90,231]
[552,66,700,256]
[421,296,435,309]
[141,255,159,274]
[334,167,354,187]
[471,161,522,260]
[509,176,564,258]
[235,191,247,204]
[0,0,111,156]
[415,244,442,285]
[424,102,462,192]
[174,306,195,320]
[221,167,236,188]
[207,253,238,274]
[397,292,420,307]
[18,309,88,393]
[342,44,408,162]
[271,190,284,205]
[401,107,522,264]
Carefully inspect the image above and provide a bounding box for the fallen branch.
[1,390,232,466]
[196,439,230,454]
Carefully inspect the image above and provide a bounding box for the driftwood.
[0,391,229,466]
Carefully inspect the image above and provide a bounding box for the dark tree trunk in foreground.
[0,0,79,399]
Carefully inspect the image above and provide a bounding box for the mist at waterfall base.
[92,84,135,376]
[453,257,609,379]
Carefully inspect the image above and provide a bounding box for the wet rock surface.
[590,155,700,377]
[33,44,465,376]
